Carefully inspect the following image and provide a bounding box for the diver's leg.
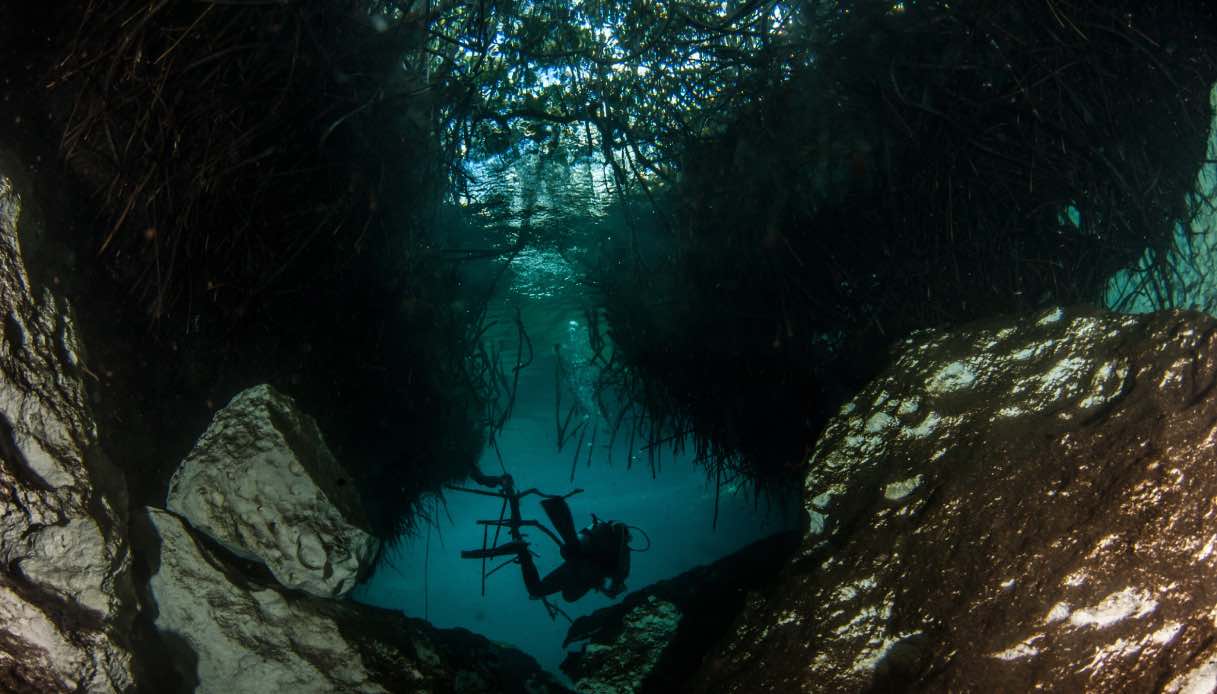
[561,582,593,602]
[534,561,585,600]
[517,547,559,597]
[535,560,602,602]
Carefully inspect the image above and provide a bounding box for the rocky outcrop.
[689,306,1217,692]
[152,373,569,692]
[148,507,380,692]
[565,596,682,693]
[0,175,136,690]
[167,384,378,598]
[146,506,571,694]
[561,531,799,693]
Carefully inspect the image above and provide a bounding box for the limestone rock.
[561,531,798,693]
[166,384,378,598]
[0,174,135,690]
[146,507,572,694]
[689,306,1217,692]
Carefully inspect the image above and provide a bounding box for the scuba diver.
[459,468,633,602]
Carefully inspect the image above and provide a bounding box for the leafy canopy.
[417,0,811,198]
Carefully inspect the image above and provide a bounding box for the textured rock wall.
[690,306,1217,692]
[0,175,136,691]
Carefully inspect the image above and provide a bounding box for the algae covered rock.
[563,596,681,693]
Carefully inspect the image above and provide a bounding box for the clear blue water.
[353,256,799,680]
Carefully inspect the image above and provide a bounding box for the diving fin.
[541,497,580,547]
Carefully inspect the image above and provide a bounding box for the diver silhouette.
[464,469,632,602]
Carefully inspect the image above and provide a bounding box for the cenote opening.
[4,0,1217,691]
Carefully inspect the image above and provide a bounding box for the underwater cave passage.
[351,247,802,681]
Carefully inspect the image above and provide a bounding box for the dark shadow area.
[127,508,198,694]
[592,0,1217,488]
[0,0,493,542]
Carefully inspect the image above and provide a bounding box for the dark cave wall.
[0,1,489,539]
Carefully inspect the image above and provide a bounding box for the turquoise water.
[353,254,799,679]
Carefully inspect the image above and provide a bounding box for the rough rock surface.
[566,596,682,693]
[562,531,798,693]
[0,174,136,690]
[146,507,572,694]
[167,384,378,598]
[690,306,1217,692]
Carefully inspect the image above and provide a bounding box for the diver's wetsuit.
[524,498,631,601]
[471,470,630,602]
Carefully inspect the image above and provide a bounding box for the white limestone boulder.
[146,507,574,693]
[147,508,388,693]
[166,384,378,598]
